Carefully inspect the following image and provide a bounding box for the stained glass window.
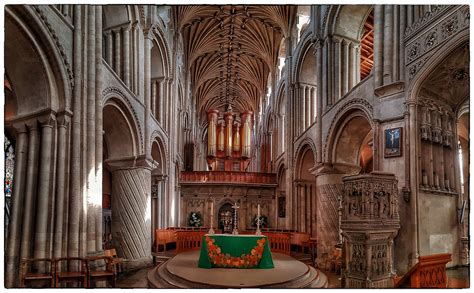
[4,135,15,247]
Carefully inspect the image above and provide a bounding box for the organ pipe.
[233,123,241,152]
[207,109,219,157]
[218,122,225,152]
[224,112,234,157]
[241,111,253,158]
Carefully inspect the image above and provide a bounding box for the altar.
[198,234,274,269]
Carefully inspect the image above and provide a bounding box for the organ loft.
[3,3,470,289]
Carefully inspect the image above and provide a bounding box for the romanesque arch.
[4,6,72,287]
[294,144,316,236]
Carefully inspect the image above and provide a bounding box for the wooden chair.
[155,229,177,252]
[20,258,55,288]
[55,257,88,288]
[87,256,116,288]
[104,248,123,273]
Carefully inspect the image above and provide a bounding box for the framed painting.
[384,127,402,157]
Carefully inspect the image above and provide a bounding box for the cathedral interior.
[3,4,470,289]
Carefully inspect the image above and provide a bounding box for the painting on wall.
[384,127,402,157]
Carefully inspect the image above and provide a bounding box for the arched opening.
[151,138,167,239]
[296,6,310,44]
[297,45,317,132]
[294,145,316,236]
[277,165,287,229]
[333,113,373,175]
[413,41,469,265]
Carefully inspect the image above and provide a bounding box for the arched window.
[4,134,15,247]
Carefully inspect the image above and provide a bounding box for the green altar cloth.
[198,234,274,269]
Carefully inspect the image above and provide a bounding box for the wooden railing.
[394,253,452,288]
[180,171,277,185]
[175,231,206,254]
[263,232,291,255]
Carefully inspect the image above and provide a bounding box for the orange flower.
[251,249,256,255]
[216,247,221,254]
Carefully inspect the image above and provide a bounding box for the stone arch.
[324,98,373,162]
[407,31,469,104]
[295,143,316,180]
[102,5,139,29]
[294,137,317,171]
[151,135,168,175]
[324,5,373,41]
[292,32,315,82]
[5,6,71,118]
[328,108,373,174]
[103,87,144,153]
[103,97,140,159]
[152,25,172,78]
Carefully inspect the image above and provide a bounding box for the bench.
[55,257,88,288]
[394,253,452,288]
[155,229,177,252]
[175,231,206,254]
[291,232,311,253]
[87,256,116,288]
[264,232,291,255]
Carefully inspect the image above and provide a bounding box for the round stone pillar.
[108,156,153,270]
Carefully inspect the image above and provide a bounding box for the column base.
[122,255,153,271]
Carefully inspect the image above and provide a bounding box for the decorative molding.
[102,86,145,153]
[32,5,74,87]
[405,6,469,82]
[404,5,451,40]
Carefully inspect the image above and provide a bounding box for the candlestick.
[208,198,215,235]
[256,203,262,236]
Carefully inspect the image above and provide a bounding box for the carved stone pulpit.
[341,172,400,288]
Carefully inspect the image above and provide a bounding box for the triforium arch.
[293,35,317,134]
[293,142,317,236]
[4,5,72,288]
[405,28,469,266]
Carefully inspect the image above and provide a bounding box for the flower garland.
[206,236,266,268]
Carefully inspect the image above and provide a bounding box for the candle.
[258,204,260,218]
[211,201,214,219]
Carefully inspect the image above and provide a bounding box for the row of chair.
[20,249,122,288]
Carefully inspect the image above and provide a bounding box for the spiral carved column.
[109,157,153,270]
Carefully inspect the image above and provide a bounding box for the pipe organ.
[206,109,253,171]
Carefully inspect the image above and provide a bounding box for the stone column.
[123,24,131,87]
[5,124,28,287]
[326,37,334,107]
[151,79,157,118]
[392,6,399,81]
[383,5,394,84]
[20,122,40,261]
[34,114,56,260]
[108,156,153,270]
[301,85,306,130]
[374,5,384,87]
[144,32,153,157]
[342,39,349,96]
[315,39,323,163]
[407,101,419,266]
[86,5,97,254]
[312,164,344,267]
[407,5,414,27]
[113,28,121,78]
[349,42,356,88]
[399,5,406,81]
[321,39,329,111]
[306,86,311,128]
[132,23,139,94]
[158,79,164,125]
[53,114,71,259]
[333,37,342,100]
[95,5,103,252]
[69,4,83,261]
[105,30,113,66]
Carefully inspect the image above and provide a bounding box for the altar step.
[148,252,328,289]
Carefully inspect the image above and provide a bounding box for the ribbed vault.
[175,5,296,121]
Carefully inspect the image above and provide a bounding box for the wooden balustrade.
[263,232,291,255]
[180,171,277,185]
[394,253,452,288]
[175,231,207,254]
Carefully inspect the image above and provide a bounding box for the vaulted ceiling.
[174,5,296,121]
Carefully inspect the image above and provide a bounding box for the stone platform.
[147,251,328,288]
